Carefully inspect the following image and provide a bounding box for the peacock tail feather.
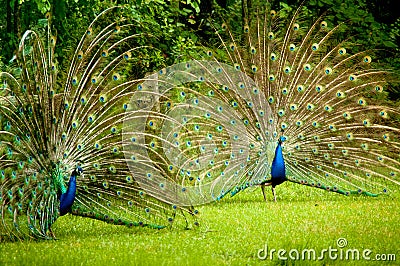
[123,2,400,206]
[0,7,197,241]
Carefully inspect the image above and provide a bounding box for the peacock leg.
[272,187,276,202]
[261,184,266,201]
[261,182,272,201]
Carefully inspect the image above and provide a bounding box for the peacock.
[0,7,198,241]
[122,2,400,206]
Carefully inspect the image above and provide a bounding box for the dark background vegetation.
[0,0,398,94]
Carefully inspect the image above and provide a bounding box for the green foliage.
[1,0,398,72]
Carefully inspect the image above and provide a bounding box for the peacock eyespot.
[293,23,299,31]
[289,44,296,51]
[338,48,346,55]
[324,67,332,75]
[343,112,351,119]
[320,21,328,28]
[363,119,371,127]
[382,134,390,141]
[269,74,275,81]
[361,143,368,150]
[336,91,345,98]
[358,98,366,106]
[375,85,383,92]
[222,85,229,92]
[363,56,372,63]
[124,52,131,60]
[311,43,319,51]
[113,73,120,81]
[297,85,304,92]
[379,110,388,118]
[303,64,311,71]
[268,32,275,40]
[346,133,353,140]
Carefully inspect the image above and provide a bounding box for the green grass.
[1,183,399,265]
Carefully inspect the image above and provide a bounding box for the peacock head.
[278,129,287,144]
[73,165,84,176]
[73,160,84,176]
[279,136,287,144]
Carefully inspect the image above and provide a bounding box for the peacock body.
[123,2,400,206]
[0,7,197,241]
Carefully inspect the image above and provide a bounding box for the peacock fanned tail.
[124,2,400,206]
[0,7,198,241]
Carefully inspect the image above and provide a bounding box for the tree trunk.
[6,0,12,34]
[13,0,21,40]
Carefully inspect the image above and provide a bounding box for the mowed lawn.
[1,182,399,265]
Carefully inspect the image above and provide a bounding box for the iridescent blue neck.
[271,141,286,187]
[59,170,78,216]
